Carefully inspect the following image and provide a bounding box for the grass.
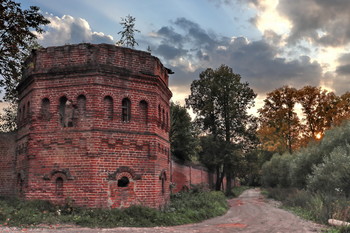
[264,187,350,233]
[0,190,229,228]
[231,185,251,197]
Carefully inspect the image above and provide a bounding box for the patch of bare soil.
[0,188,327,233]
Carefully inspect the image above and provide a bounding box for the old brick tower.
[15,43,172,208]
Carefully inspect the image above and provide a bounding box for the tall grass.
[0,190,228,228]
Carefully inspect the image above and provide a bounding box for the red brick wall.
[15,43,172,208]
[0,132,16,196]
[170,161,214,193]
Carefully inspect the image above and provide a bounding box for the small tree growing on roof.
[116,14,140,48]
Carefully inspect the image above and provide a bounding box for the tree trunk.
[215,166,221,190]
[225,164,233,196]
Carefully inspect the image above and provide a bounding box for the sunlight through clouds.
[250,0,292,35]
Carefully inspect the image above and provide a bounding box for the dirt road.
[1,188,327,233]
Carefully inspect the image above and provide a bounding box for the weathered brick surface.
[170,161,215,193]
[0,43,217,208]
[0,132,16,196]
[14,44,172,208]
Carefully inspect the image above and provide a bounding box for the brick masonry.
[0,132,16,196]
[0,43,216,208]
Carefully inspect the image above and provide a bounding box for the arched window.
[160,171,167,194]
[162,109,165,129]
[59,96,75,127]
[122,98,131,122]
[166,112,169,131]
[59,97,67,127]
[18,108,22,123]
[22,105,26,121]
[117,176,130,187]
[17,173,24,195]
[77,95,86,118]
[139,100,148,124]
[104,96,113,120]
[41,98,50,121]
[27,102,30,117]
[56,177,64,196]
[158,105,161,126]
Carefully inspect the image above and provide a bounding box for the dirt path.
[1,188,327,233]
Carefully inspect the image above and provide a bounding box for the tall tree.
[0,0,49,131]
[258,86,301,154]
[186,65,258,193]
[116,14,140,48]
[170,102,200,162]
[296,86,338,143]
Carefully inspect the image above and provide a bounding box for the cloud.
[37,15,114,47]
[150,17,323,96]
[277,0,350,47]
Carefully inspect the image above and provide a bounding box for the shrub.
[261,152,293,188]
[307,146,350,197]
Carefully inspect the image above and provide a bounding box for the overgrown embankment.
[0,189,228,228]
[261,121,350,231]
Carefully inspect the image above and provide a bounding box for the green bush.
[307,146,350,197]
[261,152,293,188]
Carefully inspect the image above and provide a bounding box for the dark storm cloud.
[151,17,323,95]
[155,44,188,60]
[157,26,185,45]
[277,0,350,46]
[222,38,322,93]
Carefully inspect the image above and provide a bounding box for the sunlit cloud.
[250,0,292,35]
[37,14,114,47]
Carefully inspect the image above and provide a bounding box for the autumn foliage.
[258,85,350,153]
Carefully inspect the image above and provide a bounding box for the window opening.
[122,98,131,122]
[27,102,30,117]
[22,105,25,121]
[158,105,161,126]
[59,97,75,127]
[56,177,64,196]
[104,96,113,120]
[117,176,130,187]
[41,98,50,121]
[77,95,86,118]
[17,173,23,195]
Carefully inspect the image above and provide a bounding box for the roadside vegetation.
[261,121,350,232]
[0,189,228,228]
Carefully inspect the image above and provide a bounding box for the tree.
[116,14,140,48]
[170,102,200,162]
[0,0,49,131]
[186,65,258,193]
[296,86,338,143]
[258,86,301,154]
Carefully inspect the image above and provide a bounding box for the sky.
[12,0,350,114]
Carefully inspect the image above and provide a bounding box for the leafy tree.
[333,91,350,126]
[170,102,200,162]
[258,86,301,154]
[199,135,227,190]
[116,14,140,48]
[297,86,338,143]
[0,0,49,131]
[186,65,258,193]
